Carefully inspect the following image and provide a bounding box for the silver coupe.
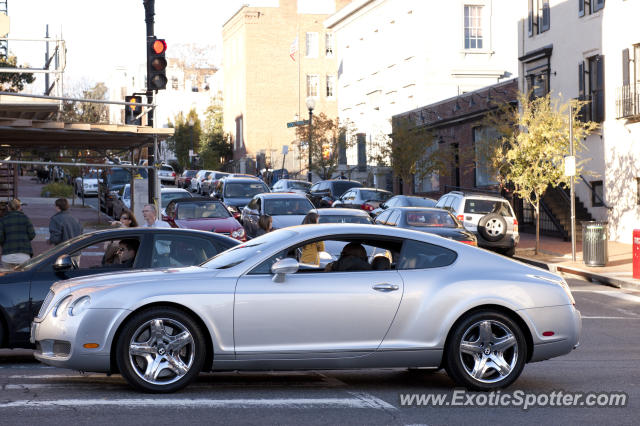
[31,224,581,393]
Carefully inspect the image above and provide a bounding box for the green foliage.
[41,182,73,198]
[0,56,35,92]
[60,82,110,123]
[199,102,232,170]
[295,113,355,179]
[167,109,201,170]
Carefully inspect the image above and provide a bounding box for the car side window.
[398,240,457,270]
[70,237,141,269]
[150,235,219,268]
[376,210,392,225]
[387,211,401,226]
[310,183,320,192]
[435,196,447,208]
[444,196,456,211]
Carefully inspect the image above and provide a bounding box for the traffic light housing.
[124,95,143,125]
[147,36,167,91]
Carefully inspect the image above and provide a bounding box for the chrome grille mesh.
[37,291,55,318]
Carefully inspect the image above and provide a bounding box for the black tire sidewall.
[116,307,206,393]
[478,213,507,242]
[445,311,527,391]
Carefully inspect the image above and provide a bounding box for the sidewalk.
[515,232,639,290]
[14,175,110,256]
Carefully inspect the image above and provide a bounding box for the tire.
[501,247,516,257]
[477,213,507,242]
[444,311,527,391]
[116,307,206,393]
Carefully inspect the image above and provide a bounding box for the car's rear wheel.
[445,311,526,391]
[116,307,206,393]
[478,213,507,242]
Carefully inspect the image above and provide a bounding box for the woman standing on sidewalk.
[111,208,139,228]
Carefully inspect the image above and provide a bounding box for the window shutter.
[578,62,585,99]
[594,0,604,12]
[541,1,550,31]
[578,0,585,17]
[528,0,534,36]
[622,48,630,86]
[596,55,605,122]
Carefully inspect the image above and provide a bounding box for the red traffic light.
[152,39,167,55]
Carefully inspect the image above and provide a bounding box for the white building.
[520,0,640,243]
[325,0,522,180]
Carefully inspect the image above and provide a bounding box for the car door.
[233,236,404,356]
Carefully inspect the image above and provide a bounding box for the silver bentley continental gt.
[31,224,581,393]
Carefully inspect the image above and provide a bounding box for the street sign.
[564,156,576,176]
[282,145,289,155]
[286,120,309,128]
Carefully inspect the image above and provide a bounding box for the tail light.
[457,214,464,222]
[460,240,477,246]
[172,172,176,177]
[513,218,519,233]
[361,203,374,211]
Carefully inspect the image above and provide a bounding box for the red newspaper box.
[634,229,640,279]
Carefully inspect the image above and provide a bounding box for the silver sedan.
[31,224,581,393]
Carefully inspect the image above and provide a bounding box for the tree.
[167,109,201,170]
[370,116,455,194]
[60,82,109,123]
[483,92,598,254]
[199,101,232,170]
[0,55,35,92]
[295,112,354,180]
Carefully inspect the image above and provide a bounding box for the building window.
[526,68,550,98]
[305,32,318,58]
[306,74,319,97]
[464,5,483,49]
[473,127,499,187]
[326,75,336,98]
[171,77,179,90]
[528,0,550,36]
[325,33,334,57]
[579,55,605,122]
[580,0,605,17]
[591,180,603,207]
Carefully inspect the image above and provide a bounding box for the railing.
[521,199,568,239]
[616,85,640,119]
[579,174,612,209]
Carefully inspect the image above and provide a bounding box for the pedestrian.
[254,214,273,237]
[0,198,36,268]
[0,201,8,218]
[111,208,139,228]
[299,212,324,265]
[49,198,83,245]
[141,204,171,228]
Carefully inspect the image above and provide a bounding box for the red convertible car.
[164,197,246,241]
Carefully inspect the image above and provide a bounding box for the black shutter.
[541,0,550,31]
[578,62,586,122]
[594,0,604,12]
[596,55,605,122]
[357,133,367,171]
[528,0,534,36]
[338,131,347,165]
[622,48,630,86]
[578,0,585,17]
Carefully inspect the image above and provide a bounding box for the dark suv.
[99,167,147,217]
[307,180,363,208]
[211,177,270,219]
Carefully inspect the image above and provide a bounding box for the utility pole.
[569,106,576,262]
[143,0,158,207]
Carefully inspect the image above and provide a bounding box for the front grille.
[37,291,55,318]
[52,340,71,356]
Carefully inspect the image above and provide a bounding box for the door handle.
[372,283,399,292]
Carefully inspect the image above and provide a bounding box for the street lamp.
[188,119,195,168]
[306,96,316,182]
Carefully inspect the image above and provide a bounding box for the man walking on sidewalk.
[141,204,170,228]
[49,198,83,245]
[0,199,36,268]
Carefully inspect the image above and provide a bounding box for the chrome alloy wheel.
[484,218,505,238]
[128,318,195,386]
[459,320,518,384]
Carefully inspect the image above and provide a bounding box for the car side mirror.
[271,258,299,283]
[53,254,76,272]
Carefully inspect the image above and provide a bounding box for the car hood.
[223,197,252,207]
[173,217,239,232]
[271,215,307,229]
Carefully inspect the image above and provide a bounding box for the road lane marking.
[0,396,397,409]
[571,289,640,303]
[582,316,640,320]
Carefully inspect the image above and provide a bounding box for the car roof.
[447,191,506,201]
[355,187,391,192]
[161,188,189,193]
[391,207,448,212]
[169,197,223,204]
[78,227,230,238]
[259,192,309,199]
[279,179,309,184]
[223,177,266,183]
[312,208,370,216]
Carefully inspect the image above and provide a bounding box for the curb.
[514,255,640,290]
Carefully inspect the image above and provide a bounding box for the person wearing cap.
[0,199,36,268]
[49,198,83,245]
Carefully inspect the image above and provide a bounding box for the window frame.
[306,74,319,98]
[326,74,336,98]
[325,32,334,58]
[463,4,484,50]
[591,180,604,207]
[305,32,319,58]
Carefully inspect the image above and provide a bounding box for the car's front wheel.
[116,307,206,393]
[445,311,527,391]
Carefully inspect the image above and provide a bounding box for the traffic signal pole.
[143,0,158,207]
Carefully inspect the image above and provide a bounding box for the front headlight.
[231,228,245,239]
[53,295,73,318]
[69,296,91,316]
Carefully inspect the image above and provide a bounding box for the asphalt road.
[0,277,638,425]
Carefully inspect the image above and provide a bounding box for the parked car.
[0,228,239,350]
[32,224,580,393]
[177,170,198,189]
[307,179,363,208]
[164,197,246,241]
[74,170,100,197]
[375,207,477,246]
[158,164,176,185]
[435,191,519,256]
[241,193,314,238]
[112,184,132,220]
[99,168,148,217]
[371,195,438,217]
[332,187,393,213]
[270,179,311,194]
[270,168,289,184]
[211,177,271,219]
[159,188,192,218]
[189,170,213,194]
[201,171,230,196]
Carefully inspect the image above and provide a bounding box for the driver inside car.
[324,242,372,272]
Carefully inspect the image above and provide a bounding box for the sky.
[7,0,280,92]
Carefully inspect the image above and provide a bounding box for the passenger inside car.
[324,242,372,272]
[371,255,391,270]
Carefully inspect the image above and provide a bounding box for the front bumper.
[32,307,130,373]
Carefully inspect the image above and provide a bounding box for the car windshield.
[203,229,297,269]
[176,201,231,219]
[318,215,372,224]
[185,170,197,177]
[224,182,268,198]
[405,210,458,228]
[333,181,361,196]
[360,190,392,201]
[109,168,148,185]
[406,197,437,207]
[464,199,513,217]
[161,191,190,208]
[289,181,311,190]
[264,198,313,215]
